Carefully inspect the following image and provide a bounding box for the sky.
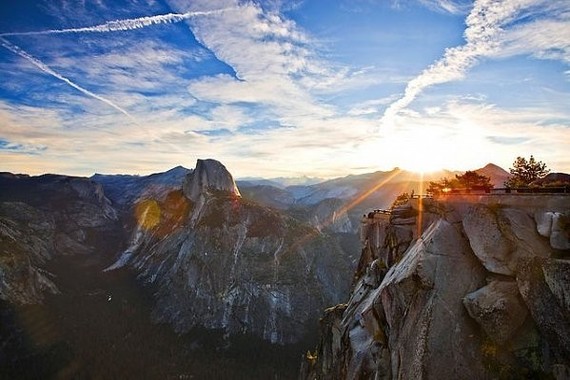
[0,0,569,178]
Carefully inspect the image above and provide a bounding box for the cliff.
[107,159,354,344]
[183,159,240,202]
[0,174,121,304]
[301,194,570,379]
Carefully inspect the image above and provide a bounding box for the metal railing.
[432,186,570,195]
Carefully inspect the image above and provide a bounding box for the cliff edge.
[301,194,570,379]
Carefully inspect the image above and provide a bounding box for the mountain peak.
[480,163,506,171]
[475,163,510,187]
[182,159,240,202]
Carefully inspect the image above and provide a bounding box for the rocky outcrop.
[463,205,552,275]
[0,202,58,303]
[108,159,354,344]
[182,159,240,202]
[463,280,528,345]
[535,211,570,250]
[302,195,570,379]
[380,219,487,379]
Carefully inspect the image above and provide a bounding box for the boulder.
[463,206,552,276]
[551,213,570,250]
[463,280,528,345]
[535,211,554,237]
[463,205,514,275]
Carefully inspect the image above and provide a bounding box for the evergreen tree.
[504,155,550,187]
[427,171,492,194]
[455,171,492,190]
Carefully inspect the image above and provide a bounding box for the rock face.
[301,195,570,379]
[183,159,240,202]
[463,280,528,345]
[289,198,354,234]
[108,159,354,344]
[0,173,121,304]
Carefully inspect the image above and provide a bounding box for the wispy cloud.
[497,17,570,63]
[0,138,47,155]
[168,1,342,123]
[381,0,568,122]
[418,0,471,14]
[0,37,137,123]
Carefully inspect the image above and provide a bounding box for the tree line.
[428,155,555,194]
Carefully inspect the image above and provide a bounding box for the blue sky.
[0,0,569,178]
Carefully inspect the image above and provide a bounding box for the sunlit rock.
[535,211,554,237]
[380,219,487,379]
[463,205,552,275]
[183,159,240,202]
[304,195,570,380]
[463,205,514,275]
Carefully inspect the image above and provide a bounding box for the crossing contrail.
[0,37,137,123]
[0,8,231,37]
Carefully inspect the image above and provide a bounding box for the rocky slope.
[0,173,121,304]
[301,194,570,379]
[91,165,190,209]
[2,164,338,378]
[105,159,354,344]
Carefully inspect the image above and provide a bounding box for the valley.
[2,159,568,379]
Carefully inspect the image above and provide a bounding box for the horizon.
[1,0,569,178]
[3,160,514,182]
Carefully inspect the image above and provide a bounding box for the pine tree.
[504,155,550,187]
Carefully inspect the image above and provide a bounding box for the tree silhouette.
[504,155,550,187]
[427,177,455,194]
[455,171,492,190]
[427,171,492,194]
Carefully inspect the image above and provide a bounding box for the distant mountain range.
[238,163,511,233]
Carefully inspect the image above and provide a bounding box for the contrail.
[0,8,231,37]
[0,37,137,123]
[380,0,546,123]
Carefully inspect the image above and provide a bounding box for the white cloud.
[418,0,471,14]
[1,0,568,177]
[166,1,340,118]
[347,95,401,116]
[0,37,138,123]
[497,18,570,63]
[381,0,570,122]
[380,98,570,172]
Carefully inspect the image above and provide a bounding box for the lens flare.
[135,199,161,230]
